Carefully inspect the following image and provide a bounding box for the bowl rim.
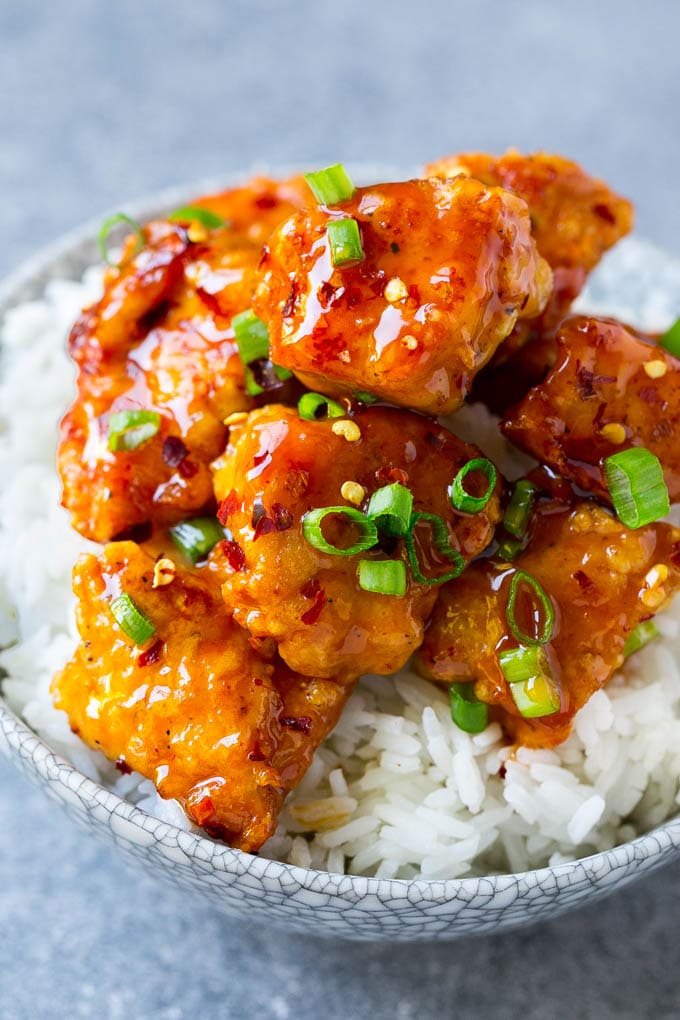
[2,174,680,901]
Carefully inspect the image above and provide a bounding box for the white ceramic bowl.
[2,181,680,941]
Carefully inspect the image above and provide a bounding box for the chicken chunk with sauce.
[254,176,552,415]
[52,540,352,851]
[502,316,680,504]
[59,177,309,543]
[212,404,503,681]
[417,498,680,747]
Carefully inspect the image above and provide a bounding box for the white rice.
[2,239,680,879]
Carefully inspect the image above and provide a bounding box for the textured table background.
[3,1,680,1017]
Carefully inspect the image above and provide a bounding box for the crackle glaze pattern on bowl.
[2,178,680,941]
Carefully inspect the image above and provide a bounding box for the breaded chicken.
[254,176,551,415]
[52,541,352,851]
[212,404,503,680]
[417,498,680,746]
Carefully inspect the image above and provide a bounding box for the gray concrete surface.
[2,1,680,1017]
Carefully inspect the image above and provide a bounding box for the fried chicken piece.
[427,152,634,411]
[417,498,680,747]
[59,177,309,543]
[212,404,503,681]
[502,316,680,504]
[253,176,551,416]
[52,541,352,852]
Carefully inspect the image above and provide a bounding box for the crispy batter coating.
[52,541,352,851]
[254,177,551,415]
[502,316,680,503]
[416,499,680,747]
[427,152,634,410]
[212,404,503,680]
[59,177,309,543]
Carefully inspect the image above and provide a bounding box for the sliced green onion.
[232,310,270,364]
[169,517,226,564]
[624,620,660,658]
[497,536,525,561]
[244,366,264,396]
[450,458,497,514]
[298,392,346,421]
[274,364,294,382]
[659,318,680,358]
[98,214,145,268]
[499,645,561,718]
[449,683,488,734]
[357,558,407,596]
[604,447,670,529]
[304,164,355,205]
[168,206,228,229]
[302,506,378,556]
[108,410,161,452]
[110,592,156,645]
[502,480,536,538]
[506,570,555,646]
[327,218,364,267]
[405,512,465,585]
[354,390,378,405]
[367,483,414,538]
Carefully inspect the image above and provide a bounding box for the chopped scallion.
[168,206,228,229]
[450,458,497,514]
[169,517,226,564]
[327,218,364,267]
[449,683,488,734]
[499,645,561,718]
[298,392,346,421]
[357,558,407,596]
[624,620,660,658]
[502,480,536,538]
[506,570,555,646]
[659,318,680,358]
[108,410,161,452]
[604,447,670,529]
[367,483,414,538]
[232,310,270,364]
[354,390,378,404]
[497,536,525,561]
[405,512,465,585]
[304,164,355,205]
[110,592,156,645]
[98,213,145,268]
[302,506,378,556]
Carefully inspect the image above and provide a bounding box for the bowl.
[2,178,680,942]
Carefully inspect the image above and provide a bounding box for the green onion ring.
[357,558,407,596]
[108,410,161,452]
[302,506,378,556]
[298,392,346,421]
[506,570,555,646]
[110,592,156,645]
[450,458,497,514]
[168,206,228,229]
[367,483,414,538]
[449,683,489,734]
[98,213,145,268]
[405,512,465,586]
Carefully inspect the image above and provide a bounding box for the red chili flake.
[301,587,326,625]
[639,386,660,406]
[251,497,267,528]
[319,280,337,305]
[344,286,363,308]
[196,287,226,317]
[498,763,507,780]
[576,366,616,398]
[248,744,267,762]
[217,489,240,525]
[162,435,189,468]
[652,420,674,440]
[137,639,163,667]
[115,759,132,775]
[280,715,313,735]
[408,283,421,303]
[252,450,270,468]
[300,578,321,599]
[284,465,310,498]
[253,516,276,540]
[572,570,595,594]
[272,502,294,531]
[375,465,409,486]
[192,795,216,827]
[177,458,198,479]
[282,281,297,318]
[221,539,246,571]
[593,203,617,224]
[255,194,277,209]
